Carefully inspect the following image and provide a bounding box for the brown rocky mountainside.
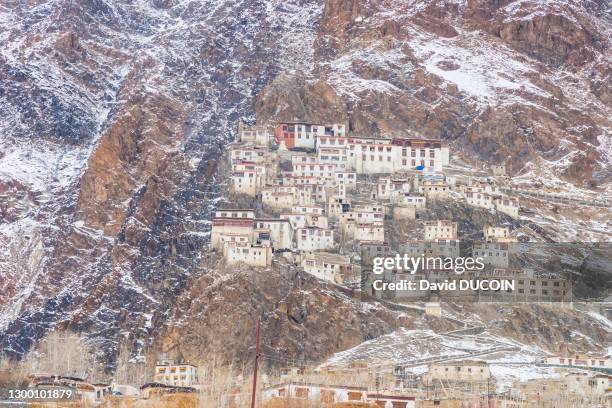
[0,0,610,368]
[257,0,611,186]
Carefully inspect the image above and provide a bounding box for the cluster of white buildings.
[215,120,525,285]
[460,179,519,218]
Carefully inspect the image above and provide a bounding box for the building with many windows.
[296,227,334,251]
[424,220,458,240]
[154,360,198,388]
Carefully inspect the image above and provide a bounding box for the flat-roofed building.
[327,197,351,218]
[424,360,491,384]
[420,180,450,200]
[230,162,266,196]
[228,145,267,165]
[424,220,458,241]
[292,205,325,216]
[262,186,296,211]
[262,382,366,404]
[292,162,336,179]
[398,195,426,210]
[211,210,255,250]
[465,191,495,210]
[223,242,272,267]
[275,122,346,150]
[392,138,449,173]
[360,241,392,265]
[318,146,349,170]
[544,355,611,369]
[296,227,334,251]
[254,219,293,250]
[333,171,357,190]
[400,239,460,260]
[301,252,352,283]
[154,360,198,388]
[483,226,516,243]
[237,123,270,146]
[494,196,519,219]
[355,223,385,242]
[350,137,395,174]
[473,242,510,268]
[377,177,411,201]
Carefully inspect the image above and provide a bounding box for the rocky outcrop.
[156,259,402,366]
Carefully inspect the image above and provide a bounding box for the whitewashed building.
[327,196,351,218]
[377,177,411,201]
[301,252,352,283]
[472,242,510,268]
[392,138,449,173]
[262,186,296,211]
[494,196,519,218]
[333,171,357,190]
[318,146,349,170]
[424,220,458,240]
[420,180,450,200]
[483,226,515,242]
[229,145,267,166]
[465,191,495,210]
[292,162,336,179]
[237,123,269,146]
[262,382,366,404]
[230,162,266,196]
[211,210,255,250]
[355,223,385,242]
[292,205,325,216]
[223,242,272,267]
[254,219,293,250]
[400,239,461,259]
[155,360,199,387]
[397,195,426,209]
[296,227,334,251]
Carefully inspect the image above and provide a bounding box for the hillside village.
[211,121,583,304]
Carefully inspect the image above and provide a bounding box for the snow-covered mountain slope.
[258,0,611,187]
[0,0,324,360]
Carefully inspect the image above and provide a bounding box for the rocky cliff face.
[257,0,611,186]
[0,0,325,361]
[0,0,610,367]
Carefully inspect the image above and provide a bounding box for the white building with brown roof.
[494,196,519,218]
[211,210,255,250]
[377,177,411,201]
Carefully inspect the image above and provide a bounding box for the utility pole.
[250,316,262,408]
